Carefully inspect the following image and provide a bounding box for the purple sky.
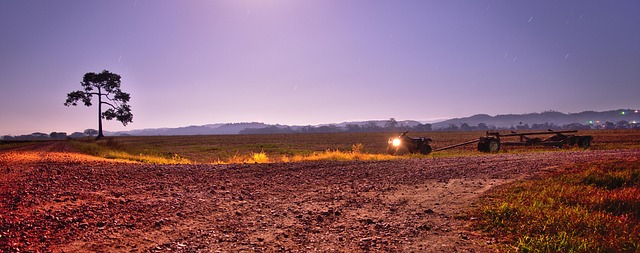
[1,0,639,135]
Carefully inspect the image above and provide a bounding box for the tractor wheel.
[387,147,395,155]
[487,139,500,153]
[394,145,410,155]
[578,136,592,149]
[419,144,432,155]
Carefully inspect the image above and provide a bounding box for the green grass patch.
[472,159,640,252]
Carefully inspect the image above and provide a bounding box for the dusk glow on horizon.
[1,0,639,135]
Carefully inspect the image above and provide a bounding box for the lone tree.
[65,70,133,140]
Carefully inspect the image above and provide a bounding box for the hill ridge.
[106,109,638,136]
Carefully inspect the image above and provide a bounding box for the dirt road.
[2,142,638,252]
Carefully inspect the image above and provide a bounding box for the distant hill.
[431,109,639,130]
[108,122,271,136]
[107,120,426,136]
[5,109,637,139]
[327,120,423,128]
[99,109,639,136]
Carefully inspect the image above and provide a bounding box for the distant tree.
[84,129,99,137]
[315,125,340,133]
[531,122,558,130]
[563,123,590,130]
[239,126,295,134]
[384,118,398,131]
[364,121,382,132]
[413,123,432,132]
[65,70,132,140]
[615,120,630,129]
[531,123,546,130]
[477,123,489,131]
[49,132,67,139]
[300,125,314,133]
[345,124,362,132]
[69,132,86,138]
[604,121,616,130]
[31,132,49,139]
[444,124,459,131]
[460,123,472,131]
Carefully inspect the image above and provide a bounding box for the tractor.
[387,131,433,155]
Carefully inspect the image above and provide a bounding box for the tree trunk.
[96,87,104,140]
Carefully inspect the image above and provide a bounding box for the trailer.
[433,129,593,153]
[477,130,592,152]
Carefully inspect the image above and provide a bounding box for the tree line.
[2,129,99,141]
[4,120,637,140]
[239,119,639,134]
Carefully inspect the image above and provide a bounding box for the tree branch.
[88,92,112,97]
[104,93,115,102]
[101,101,117,109]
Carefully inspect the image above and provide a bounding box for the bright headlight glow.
[392,138,401,147]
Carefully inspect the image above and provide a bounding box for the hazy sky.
[1,0,639,135]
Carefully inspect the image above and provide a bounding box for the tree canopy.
[64,70,132,139]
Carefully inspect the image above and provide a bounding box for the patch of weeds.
[247,151,269,164]
[472,159,640,253]
[351,143,365,154]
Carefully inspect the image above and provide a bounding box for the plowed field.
[2,141,639,252]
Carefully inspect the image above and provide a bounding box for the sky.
[1,0,639,136]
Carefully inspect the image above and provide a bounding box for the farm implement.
[389,130,593,155]
[475,130,593,153]
[387,131,433,155]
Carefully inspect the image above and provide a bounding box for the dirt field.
[2,142,639,252]
[68,130,640,163]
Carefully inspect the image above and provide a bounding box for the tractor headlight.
[392,138,401,147]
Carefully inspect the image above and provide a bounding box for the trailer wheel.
[478,138,500,153]
[419,144,432,155]
[487,139,500,153]
[478,140,489,152]
[578,136,592,149]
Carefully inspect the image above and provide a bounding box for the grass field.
[472,159,640,252]
[62,129,640,164]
